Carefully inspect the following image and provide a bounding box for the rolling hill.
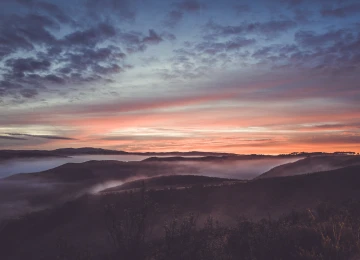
[1,165,360,259]
[256,154,360,179]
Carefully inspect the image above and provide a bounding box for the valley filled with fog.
[0,155,150,178]
[0,155,299,179]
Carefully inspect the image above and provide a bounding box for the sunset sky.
[0,0,359,154]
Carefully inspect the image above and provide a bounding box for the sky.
[0,0,359,154]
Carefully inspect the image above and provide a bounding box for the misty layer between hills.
[2,163,360,259]
[0,154,359,223]
[0,157,295,221]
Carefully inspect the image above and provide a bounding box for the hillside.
[4,160,200,182]
[256,154,360,179]
[1,165,360,259]
[101,175,241,193]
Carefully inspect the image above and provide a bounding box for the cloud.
[36,1,72,24]
[101,135,186,141]
[321,3,360,17]
[292,133,360,145]
[63,23,116,46]
[281,0,304,8]
[289,27,360,73]
[175,0,204,12]
[7,133,76,140]
[161,32,177,41]
[0,13,56,56]
[294,29,352,47]
[234,4,250,14]
[163,0,205,28]
[205,19,297,39]
[0,135,27,140]
[292,8,314,22]
[0,2,168,101]
[164,10,184,28]
[85,0,136,21]
[15,0,35,7]
[117,29,165,53]
[0,0,360,154]
[5,58,51,77]
[162,33,256,80]
[142,29,163,45]
[0,14,125,99]
[62,46,126,76]
[305,123,360,131]
[195,37,256,54]
[20,89,39,98]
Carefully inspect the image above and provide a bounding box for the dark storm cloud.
[7,133,76,140]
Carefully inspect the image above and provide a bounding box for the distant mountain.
[0,148,357,161]
[0,150,64,160]
[133,151,237,156]
[256,155,360,179]
[141,155,288,162]
[53,147,129,155]
[142,156,235,162]
[0,148,237,160]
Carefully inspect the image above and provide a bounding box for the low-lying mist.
[0,157,301,221]
[0,154,149,178]
[168,157,301,180]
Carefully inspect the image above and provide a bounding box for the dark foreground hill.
[257,154,360,179]
[1,165,360,259]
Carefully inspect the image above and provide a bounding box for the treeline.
[57,188,360,260]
